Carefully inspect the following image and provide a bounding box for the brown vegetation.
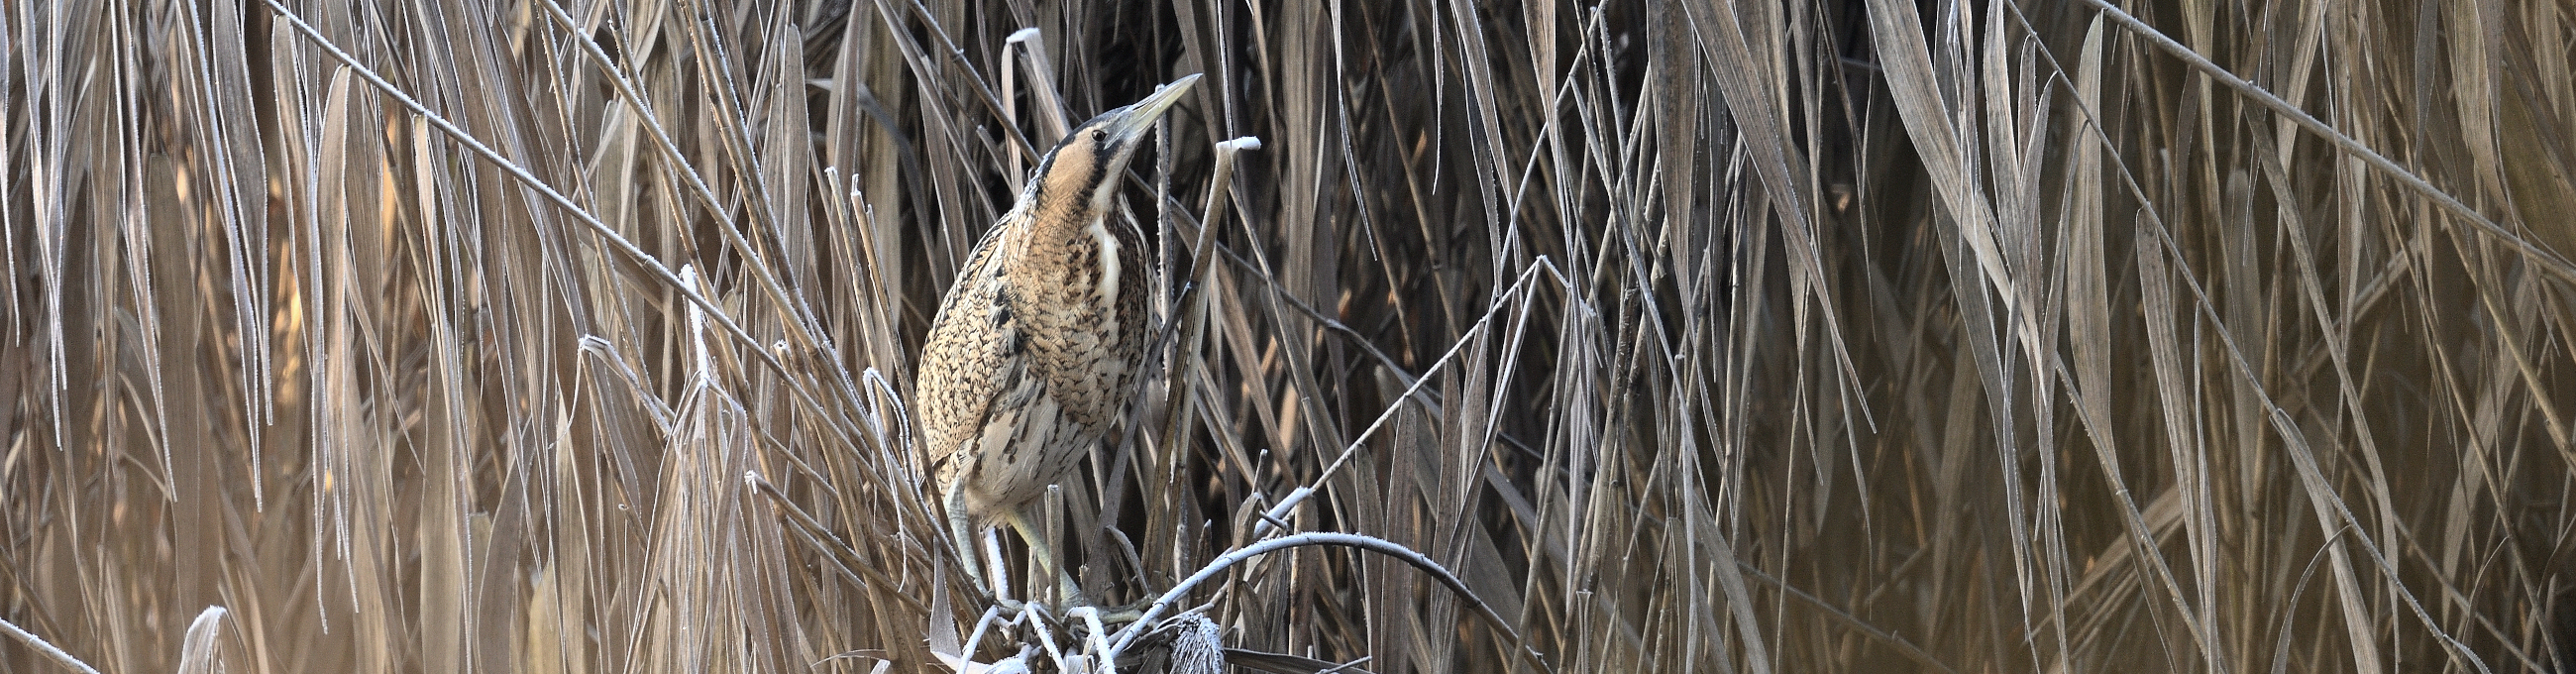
[5,0,2575,672]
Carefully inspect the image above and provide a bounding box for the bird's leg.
[944,483,992,594]
[1002,506,1083,606]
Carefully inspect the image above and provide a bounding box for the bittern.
[916,74,1200,596]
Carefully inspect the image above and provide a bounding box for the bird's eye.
[1092,129,1108,143]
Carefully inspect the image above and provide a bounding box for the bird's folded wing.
[917,228,1019,474]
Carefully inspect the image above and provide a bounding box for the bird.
[915,74,1200,598]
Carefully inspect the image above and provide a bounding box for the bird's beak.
[1102,73,1201,143]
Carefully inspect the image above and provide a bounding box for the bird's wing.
[915,225,1021,478]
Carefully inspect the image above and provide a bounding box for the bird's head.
[1023,74,1201,219]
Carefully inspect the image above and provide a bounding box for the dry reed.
[5,0,2574,672]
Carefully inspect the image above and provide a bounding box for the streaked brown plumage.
[917,75,1199,590]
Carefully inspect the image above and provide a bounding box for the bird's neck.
[1008,200,1126,317]
[1023,185,1108,252]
